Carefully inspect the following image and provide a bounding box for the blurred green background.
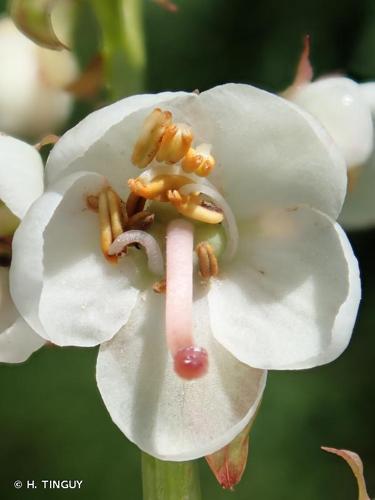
[0,0,374,498]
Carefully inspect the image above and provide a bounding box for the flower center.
[87,107,239,380]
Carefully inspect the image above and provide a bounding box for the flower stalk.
[91,0,146,100]
[141,453,202,500]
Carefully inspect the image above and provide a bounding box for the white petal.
[339,159,375,229]
[96,290,266,461]
[46,91,190,185]
[0,268,44,363]
[339,83,375,229]
[208,206,360,370]
[359,82,375,113]
[195,83,346,220]
[290,77,373,168]
[0,135,44,218]
[39,172,140,346]
[10,172,97,337]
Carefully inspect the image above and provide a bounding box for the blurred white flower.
[284,39,375,230]
[285,39,373,170]
[338,83,375,229]
[0,135,45,362]
[0,17,79,139]
[10,84,359,459]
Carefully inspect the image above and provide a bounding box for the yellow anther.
[181,147,215,177]
[131,108,172,168]
[156,123,193,164]
[167,190,224,224]
[97,188,125,262]
[128,175,193,201]
[196,242,219,279]
[107,189,123,239]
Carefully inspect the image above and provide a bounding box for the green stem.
[91,0,146,100]
[142,453,202,500]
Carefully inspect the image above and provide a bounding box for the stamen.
[109,230,164,276]
[166,219,208,380]
[128,175,193,201]
[107,189,123,239]
[167,190,224,224]
[125,192,146,218]
[131,108,172,168]
[98,191,114,261]
[126,211,155,230]
[156,123,193,163]
[181,143,215,177]
[196,242,219,279]
[96,188,125,262]
[180,183,239,260]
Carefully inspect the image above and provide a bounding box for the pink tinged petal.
[0,268,44,363]
[45,91,191,186]
[208,206,360,370]
[38,172,139,346]
[196,84,346,220]
[289,77,373,168]
[166,219,208,380]
[322,447,370,500]
[96,289,267,461]
[205,416,256,490]
[0,135,44,218]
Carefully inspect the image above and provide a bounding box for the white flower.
[10,84,359,460]
[284,40,375,229]
[0,135,45,362]
[0,17,79,139]
[339,83,375,229]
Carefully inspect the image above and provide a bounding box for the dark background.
[0,0,374,498]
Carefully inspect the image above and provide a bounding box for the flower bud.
[0,17,79,139]
[205,420,254,490]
